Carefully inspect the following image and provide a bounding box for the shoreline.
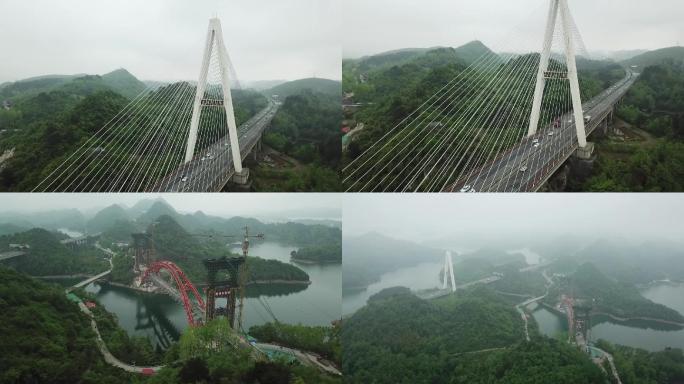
[101,279,312,293]
[291,257,341,265]
[592,311,684,327]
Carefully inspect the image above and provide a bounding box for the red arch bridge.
[141,260,206,326]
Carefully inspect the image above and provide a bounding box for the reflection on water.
[343,261,442,315]
[87,242,340,349]
[531,283,684,352]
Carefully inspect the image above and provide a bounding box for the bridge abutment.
[232,168,250,185]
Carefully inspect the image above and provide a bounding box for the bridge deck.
[152,101,279,192]
[0,251,27,261]
[447,70,638,192]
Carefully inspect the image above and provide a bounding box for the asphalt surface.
[153,101,279,192]
[447,70,639,192]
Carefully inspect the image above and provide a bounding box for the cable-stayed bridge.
[33,18,278,192]
[343,0,639,192]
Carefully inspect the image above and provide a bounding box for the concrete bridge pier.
[232,168,250,185]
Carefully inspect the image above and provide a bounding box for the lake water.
[342,247,541,315]
[343,261,442,315]
[530,283,684,351]
[84,242,341,349]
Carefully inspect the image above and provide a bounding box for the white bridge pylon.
[527,0,587,148]
[184,18,243,172]
[442,251,456,292]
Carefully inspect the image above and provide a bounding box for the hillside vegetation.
[579,59,684,192]
[0,228,108,276]
[0,266,133,383]
[342,286,605,383]
[0,70,266,191]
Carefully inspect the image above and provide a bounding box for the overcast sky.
[0,193,341,219]
[0,0,341,84]
[343,0,684,58]
[343,194,684,244]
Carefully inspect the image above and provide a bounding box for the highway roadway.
[0,251,27,261]
[447,69,639,192]
[153,101,279,192]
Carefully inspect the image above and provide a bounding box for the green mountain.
[349,41,496,75]
[624,46,684,67]
[0,266,132,382]
[342,286,539,383]
[146,215,310,284]
[100,68,147,99]
[353,48,434,73]
[451,40,497,65]
[86,204,130,233]
[0,69,146,102]
[0,228,108,276]
[267,78,341,98]
[559,263,684,323]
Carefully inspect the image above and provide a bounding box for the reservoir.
[84,242,341,349]
[530,283,684,351]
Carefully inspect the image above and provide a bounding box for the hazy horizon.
[343,0,684,59]
[343,194,684,245]
[0,0,341,84]
[0,194,341,221]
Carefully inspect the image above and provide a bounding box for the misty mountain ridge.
[623,46,684,67]
[0,68,146,101]
[348,40,496,73]
[265,77,341,98]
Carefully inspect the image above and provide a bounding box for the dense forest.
[445,338,606,384]
[548,263,684,323]
[577,58,684,191]
[249,322,341,365]
[0,70,267,191]
[147,215,311,285]
[145,318,341,384]
[0,266,339,383]
[595,340,684,384]
[342,285,610,383]
[0,267,134,383]
[0,228,109,276]
[291,243,342,264]
[342,286,525,383]
[254,81,341,192]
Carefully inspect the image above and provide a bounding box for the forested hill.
[342,286,606,384]
[342,41,623,167]
[0,266,133,382]
[578,57,684,192]
[0,68,145,102]
[256,82,341,192]
[0,228,109,276]
[567,263,684,323]
[623,46,684,67]
[345,40,494,77]
[0,69,267,191]
[266,77,341,98]
[145,215,311,284]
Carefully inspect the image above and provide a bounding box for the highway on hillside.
[448,70,638,192]
[153,101,279,192]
